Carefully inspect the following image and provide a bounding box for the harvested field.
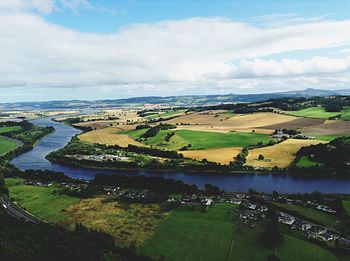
[217,112,297,129]
[166,111,230,126]
[75,120,137,130]
[166,112,297,134]
[79,127,145,147]
[246,139,327,169]
[181,147,242,165]
[300,120,350,136]
[260,117,325,131]
[64,197,169,247]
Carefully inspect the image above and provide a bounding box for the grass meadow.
[126,128,272,150]
[0,137,18,155]
[141,203,237,261]
[6,178,80,223]
[288,106,350,119]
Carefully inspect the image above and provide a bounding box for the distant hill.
[1,88,349,110]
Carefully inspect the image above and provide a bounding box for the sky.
[1,0,350,102]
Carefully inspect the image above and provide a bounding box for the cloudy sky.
[1,0,350,102]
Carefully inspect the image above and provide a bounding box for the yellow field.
[181,147,242,165]
[167,111,297,134]
[246,139,328,169]
[79,127,145,147]
[63,197,169,247]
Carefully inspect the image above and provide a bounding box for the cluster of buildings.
[24,180,54,187]
[272,196,337,214]
[66,153,130,162]
[278,211,340,242]
[271,129,315,140]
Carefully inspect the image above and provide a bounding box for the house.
[203,198,213,206]
[278,212,295,225]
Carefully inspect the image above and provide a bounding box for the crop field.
[6,178,80,223]
[126,129,273,150]
[0,137,18,155]
[145,110,185,120]
[181,147,242,164]
[166,112,298,134]
[142,204,237,261]
[79,127,146,147]
[230,224,337,261]
[246,139,327,168]
[260,117,325,131]
[63,197,169,247]
[300,120,350,136]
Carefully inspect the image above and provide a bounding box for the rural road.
[0,194,42,223]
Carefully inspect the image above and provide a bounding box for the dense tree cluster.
[292,137,350,176]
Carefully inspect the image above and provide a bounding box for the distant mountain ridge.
[1,88,350,110]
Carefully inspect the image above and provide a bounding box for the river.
[10,117,350,194]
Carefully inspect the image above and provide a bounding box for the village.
[22,178,350,250]
[65,153,130,162]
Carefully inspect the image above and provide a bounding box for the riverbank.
[9,117,350,194]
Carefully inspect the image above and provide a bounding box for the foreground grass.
[63,197,169,247]
[230,223,338,261]
[0,137,17,155]
[141,204,237,261]
[6,178,168,247]
[126,129,272,150]
[6,178,80,223]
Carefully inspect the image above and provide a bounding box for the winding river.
[10,117,350,194]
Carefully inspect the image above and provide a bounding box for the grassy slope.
[126,129,272,150]
[343,200,350,215]
[6,178,80,223]
[142,203,337,261]
[0,137,18,155]
[230,223,337,261]
[141,204,237,261]
[296,156,322,168]
[0,126,22,134]
[288,106,350,119]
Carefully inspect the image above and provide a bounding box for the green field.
[146,110,184,120]
[126,129,273,150]
[141,204,237,261]
[287,106,350,119]
[0,137,18,155]
[312,135,340,141]
[296,156,322,168]
[142,203,337,261]
[343,200,350,215]
[230,224,337,261]
[6,178,80,223]
[0,126,22,134]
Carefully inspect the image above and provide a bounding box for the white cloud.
[1,4,350,100]
[0,0,89,15]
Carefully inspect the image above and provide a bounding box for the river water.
[10,117,350,194]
